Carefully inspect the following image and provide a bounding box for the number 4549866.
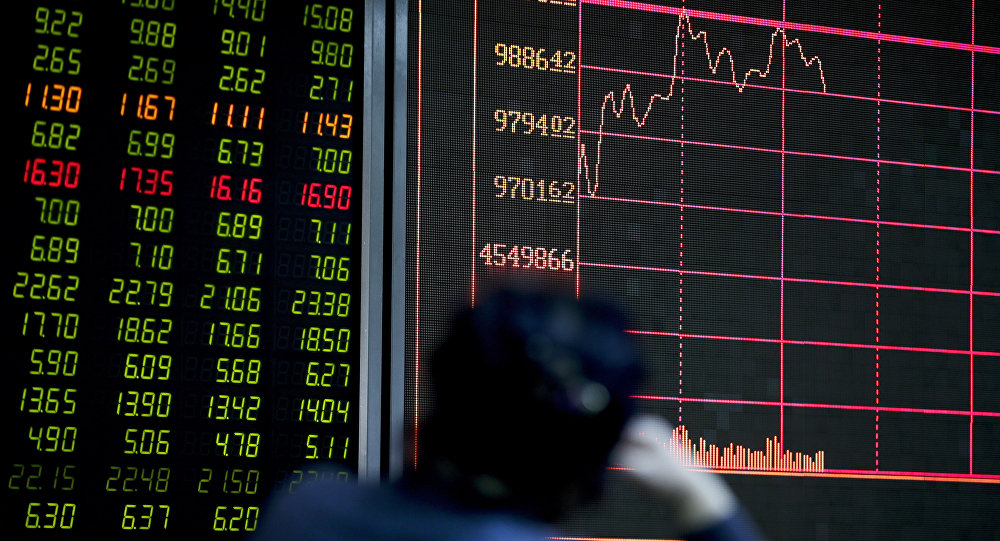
[479,244,574,271]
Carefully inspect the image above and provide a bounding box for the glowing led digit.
[28,84,83,113]
[25,502,76,529]
[129,18,176,48]
[35,7,83,37]
[126,130,175,159]
[310,39,353,68]
[124,429,169,455]
[116,317,172,344]
[303,4,352,31]
[123,353,171,380]
[31,121,81,151]
[305,361,350,387]
[35,198,81,226]
[216,248,263,275]
[219,65,265,94]
[309,75,353,102]
[216,358,261,384]
[296,397,349,422]
[214,0,266,21]
[128,55,176,84]
[33,45,82,75]
[27,425,77,452]
[120,168,174,196]
[29,349,78,377]
[24,159,80,189]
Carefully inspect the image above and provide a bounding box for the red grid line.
[632,394,1000,418]
[581,0,1000,54]
[968,0,976,475]
[820,468,1000,482]
[580,260,1000,298]
[581,193,1000,236]
[576,0,583,298]
[579,64,1000,116]
[608,466,1000,483]
[578,128,1000,176]
[624,329,1000,358]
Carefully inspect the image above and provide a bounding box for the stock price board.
[4,0,364,536]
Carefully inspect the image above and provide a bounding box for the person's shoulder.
[252,474,376,540]
[459,512,552,541]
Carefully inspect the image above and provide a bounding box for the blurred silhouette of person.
[254,288,762,541]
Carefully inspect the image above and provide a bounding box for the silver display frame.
[360,0,388,483]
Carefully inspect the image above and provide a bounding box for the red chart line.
[580,64,1000,116]
[579,261,1000,298]
[581,0,1000,54]
[576,0,582,298]
[606,465,1000,484]
[578,6,829,196]
[582,193,1000,236]
[624,329,1000,358]
[631,394,1000,419]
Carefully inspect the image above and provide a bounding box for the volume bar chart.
[661,424,826,472]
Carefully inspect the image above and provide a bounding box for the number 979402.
[493,109,576,139]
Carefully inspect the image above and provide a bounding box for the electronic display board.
[4,0,372,536]
[405,0,1000,539]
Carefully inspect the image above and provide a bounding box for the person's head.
[418,287,642,520]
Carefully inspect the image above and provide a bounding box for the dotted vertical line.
[677,0,686,426]
[875,3,882,470]
[780,0,787,446]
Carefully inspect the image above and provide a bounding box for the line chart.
[578,7,828,196]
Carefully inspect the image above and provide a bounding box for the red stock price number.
[120,167,173,196]
[210,175,262,203]
[299,182,350,210]
[24,159,80,189]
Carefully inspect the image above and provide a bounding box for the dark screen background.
[406,1,1000,539]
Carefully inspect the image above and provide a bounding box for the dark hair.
[419,288,642,520]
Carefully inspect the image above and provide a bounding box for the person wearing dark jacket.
[254,288,763,541]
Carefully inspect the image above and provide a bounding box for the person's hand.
[611,415,737,532]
